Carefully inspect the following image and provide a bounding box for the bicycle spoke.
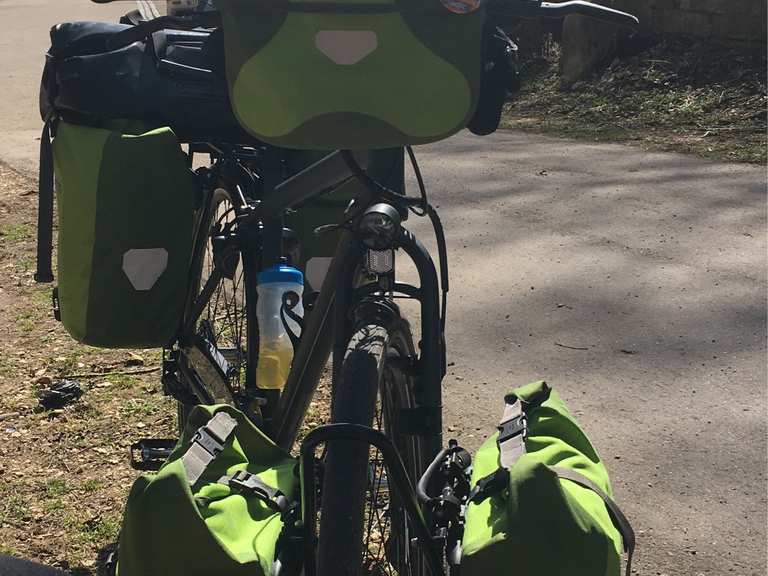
[194,194,249,393]
[362,399,403,576]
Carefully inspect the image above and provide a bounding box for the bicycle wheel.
[176,186,258,430]
[317,316,427,576]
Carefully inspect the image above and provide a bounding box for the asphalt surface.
[0,1,766,575]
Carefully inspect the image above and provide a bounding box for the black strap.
[35,118,55,283]
[551,466,636,576]
[468,468,509,504]
[497,397,527,469]
[218,470,290,514]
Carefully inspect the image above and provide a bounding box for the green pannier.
[217,0,486,150]
[118,405,298,576]
[52,120,197,348]
[461,381,635,576]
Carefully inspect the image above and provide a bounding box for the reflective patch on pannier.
[314,30,379,64]
[122,248,170,291]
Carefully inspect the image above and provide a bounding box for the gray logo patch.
[315,30,378,65]
[122,248,169,291]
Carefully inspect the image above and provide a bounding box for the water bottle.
[256,264,304,390]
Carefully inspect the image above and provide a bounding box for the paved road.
[0,0,129,173]
[0,1,766,575]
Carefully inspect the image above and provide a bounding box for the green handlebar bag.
[217,0,485,150]
[118,405,298,576]
[461,381,636,576]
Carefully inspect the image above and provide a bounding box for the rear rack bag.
[40,21,251,144]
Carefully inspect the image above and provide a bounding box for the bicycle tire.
[317,315,427,576]
[176,186,259,431]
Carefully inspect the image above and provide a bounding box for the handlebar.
[489,0,639,28]
[98,0,638,53]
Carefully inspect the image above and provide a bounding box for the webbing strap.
[497,397,526,469]
[182,412,238,487]
[217,470,289,513]
[551,466,636,576]
[35,118,55,283]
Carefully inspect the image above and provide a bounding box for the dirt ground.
[0,161,332,573]
[504,35,767,164]
[0,162,174,572]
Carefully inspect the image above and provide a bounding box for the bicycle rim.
[179,187,257,419]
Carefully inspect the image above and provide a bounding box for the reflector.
[440,0,483,14]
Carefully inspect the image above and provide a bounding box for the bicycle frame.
[300,424,446,576]
[177,147,446,458]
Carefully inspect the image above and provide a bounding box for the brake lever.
[540,0,639,27]
[489,0,638,29]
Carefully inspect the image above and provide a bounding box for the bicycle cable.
[405,145,428,217]
[406,147,451,339]
[343,148,451,351]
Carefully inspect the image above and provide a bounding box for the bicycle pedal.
[130,438,177,471]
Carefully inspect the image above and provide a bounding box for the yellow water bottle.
[255,264,304,390]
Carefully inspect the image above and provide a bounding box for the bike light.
[358,203,401,250]
[440,0,483,14]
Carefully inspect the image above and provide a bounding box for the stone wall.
[617,0,766,44]
[559,0,765,86]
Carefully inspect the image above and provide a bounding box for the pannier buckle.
[497,414,526,443]
[192,427,225,458]
[226,470,288,513]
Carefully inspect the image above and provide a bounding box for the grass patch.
[77,517,120,546]
[107,374,139,390]
[0,493,29,524]
[119,397,161,419]
[81,480,103,493]
[0,223,33,244]
[44,479,70,498]
[43,498,67,515]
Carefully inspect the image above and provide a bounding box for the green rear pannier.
[217,0,485,149]
[461,381,635,576]
[118,405,298,576]
[52,121,197,348]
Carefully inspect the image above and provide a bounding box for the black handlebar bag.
[217,0,486,149]
[39,21,249,143]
